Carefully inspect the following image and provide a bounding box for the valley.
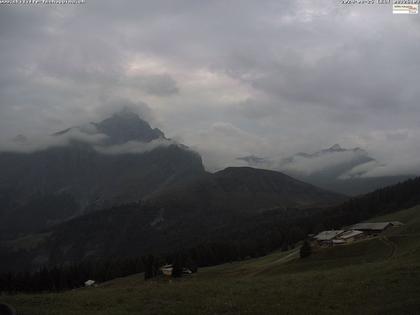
[3,205,420,315]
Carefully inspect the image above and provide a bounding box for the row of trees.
[0,230,306,293]
[0,258,144,293]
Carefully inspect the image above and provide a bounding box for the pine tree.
[143,255,155,280]
[300,240,312,258]
[171,254,183,278]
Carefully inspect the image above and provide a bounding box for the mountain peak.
[111,108,142,121]
[328,144,343,151]
[94,109,165,145]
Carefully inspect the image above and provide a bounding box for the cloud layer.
[94,138,175,155]
[0,127,108,154]
[1,0,419,175]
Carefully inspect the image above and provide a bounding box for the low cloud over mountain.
[0,110,205,237]
[1,1,420,179]
[237,144,414,195]
[0,108,175,155]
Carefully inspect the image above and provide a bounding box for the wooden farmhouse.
[312,221,403,247]
[350,222,392,235]
[313,230,345,246]
[338,230,364,243]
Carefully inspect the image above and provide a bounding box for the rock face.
[93,109,165,144]
[0,110,206,238]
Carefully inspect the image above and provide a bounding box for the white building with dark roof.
[339,230,364,242]
[314,230,345,246]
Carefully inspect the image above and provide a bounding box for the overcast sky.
[1,0,420,174]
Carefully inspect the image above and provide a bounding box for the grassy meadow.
[2,205,420,315]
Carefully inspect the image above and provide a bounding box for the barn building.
[338,230,364,243]
[313,230,345,246]
[350,222,392,235]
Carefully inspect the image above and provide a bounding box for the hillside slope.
[2,173,419,274]
[0,167,344,271]
[3,204,420,315]
[147,166,346,214]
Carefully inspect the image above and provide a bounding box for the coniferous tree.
[171,254,183,278]
[143,255,156,280]
[300,240,312,258]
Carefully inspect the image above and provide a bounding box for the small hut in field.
[160,264,173,277]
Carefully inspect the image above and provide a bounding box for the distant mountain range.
[0,110,348,270]
[238,144,413,195]
[1,110,417,273]
[0,109,205,238]
[0,110,346,240]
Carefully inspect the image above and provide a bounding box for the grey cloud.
[94,138,175,155]
[94,99,158,126]
[0,127,108,154]
[0,0,420,176]
[279,150,371,177]
[0,118,174,156]
[127,74,179,96]
[187,122,272,171]
[340,161,382,179]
